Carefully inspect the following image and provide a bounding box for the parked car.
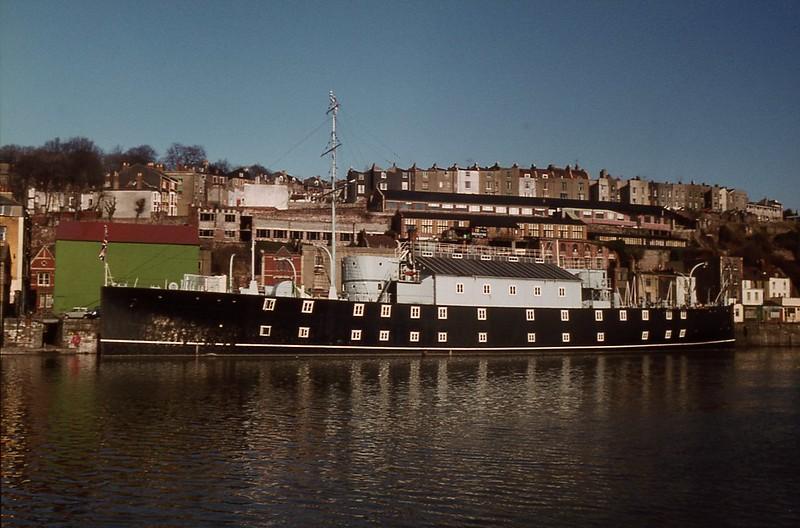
[86,307,101,319]
[63,307,89,319]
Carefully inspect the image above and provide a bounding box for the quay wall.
[735,322,800,347]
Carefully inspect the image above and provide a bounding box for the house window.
[483,284,491,295]
[301,300,314,313]
[619,310,627,321]
[527,332,536,343]
[665,330,672,339]
[224,230,237,238]
[562,333,570,343]
[379,330,390,342]
[478,332,487,343]
[456,283,464,294]
[438,332,447,343]
[561,310,569,321]
[410,306,420,319]
[477,308,487,320]
[679,329,686,338]
[353,303,364,317]
[533,286,542,296]
[526,309,535,321]
[597,332,605,342]
[438,307,448,319]
[380,305,391,318]
[666,311,673,320]
[263,298,276,311]
[558,287,566,297]
[199,229,214,238]
[298,327,310,338]
[509,285,517,296]
[409,331,420,342]
[224,214,236,223]
[37,273,51,286]
[642,310,649,321]
[642,331,649,340]
[259,325,271,336]
[351,329,362,341]
[595,310,603,322]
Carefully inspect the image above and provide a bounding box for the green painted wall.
[53,241,199,313]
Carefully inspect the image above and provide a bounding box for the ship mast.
[322,91,341,299]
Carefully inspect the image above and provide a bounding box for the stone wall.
[62,319,99,354]
[2,317,44,348]
[735,322,800,347]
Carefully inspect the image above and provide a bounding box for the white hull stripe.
[101,338,736,351]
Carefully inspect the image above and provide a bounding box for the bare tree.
[104,196,117,220]
[134,198,146,221]
[162,143,207,169]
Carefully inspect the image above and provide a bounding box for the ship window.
[562,332,570,343]
[380,305,391,318]
[259,325,271,337]
[482,284,492,295]
[509,285,517,296]
[666,311,673,320]
[619,310,627,321]
[438,307,448,319]
[353,303,364,317]
[351,329,362,341]
[456,283,464,294]
[642,331,649,340]
[679,329,686,338]
[263,298,276,311]
[642,309,649,321]
[561,310,569,321]
[478,332,487,343]
[298,327,310,338]
[597,332,605,342]
[527,332,536,343]
[665,330,672,339]
[477,308,487,320]
[379,330,390,342]
[680,311,687,320]
[558,287,566,297]
[410,306,420,319]
[438,332,447,343]
[526,309,535,321]
[533,286,542,296]
[409,331,420,342]
[301,300,314,313]
[595,310,603,321]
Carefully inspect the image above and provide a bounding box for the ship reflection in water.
[2,349,799,526]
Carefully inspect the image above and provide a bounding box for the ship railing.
[411,241,606,269]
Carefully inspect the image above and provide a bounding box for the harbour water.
[2,348,799,526]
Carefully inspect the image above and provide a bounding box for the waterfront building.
[746,199,783,222]
[0,194,25,314]
[29,245,55,313]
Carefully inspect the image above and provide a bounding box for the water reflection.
[2,349,800,527]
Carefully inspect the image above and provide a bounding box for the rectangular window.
[665,330,672,339]
[477,308,487,320]
[438,307,448,319]
[558,287,566,297]
[410,306,420,319]
[438,332,447,343]
[509,285,517,296]
[642,310,649,321]
[379,330,390,342]
[597,332,605,342]
[263,298,276,311]
[533,286,542,296]
[562,333,570,343]
[380,305,391,318]
[561,310,569,321]
[619,310,627,321]
[483,284,491,295]
[526,309,535,321]
[298,327,310,338]
[595,310,603,322]
[527,332,536,343]
[456,283,464,294]
[301,300,314,313]
[351,329,362,341]
[478,332,488,343]
[224,214,236,223]
[259,325,271,336]
[642,331,649,340]
[37,273,51,286]
[199,229,214,238]
[353,303,364,317]
[409,331,420,342]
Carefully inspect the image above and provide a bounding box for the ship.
[99,93,735,355]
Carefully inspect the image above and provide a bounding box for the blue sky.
[2,0,799,209]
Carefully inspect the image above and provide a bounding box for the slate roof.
[397,210,584,227]
[416,256,581,282]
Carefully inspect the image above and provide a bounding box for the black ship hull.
[99,286,735,355]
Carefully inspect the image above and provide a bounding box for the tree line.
[0,137,232,201]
